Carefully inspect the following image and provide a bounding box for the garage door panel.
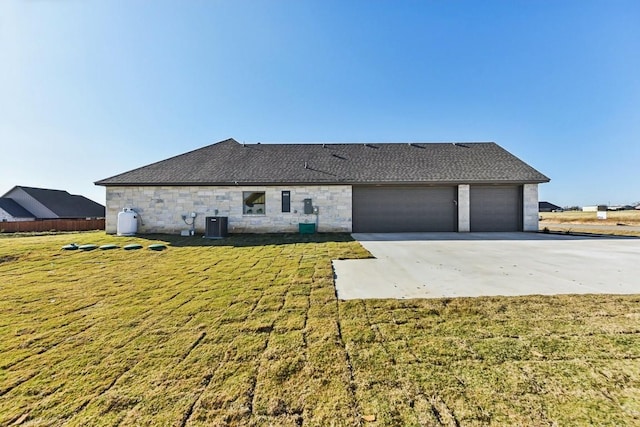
[470,186,522,232]
[353,186,457,232]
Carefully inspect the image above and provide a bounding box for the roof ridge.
[241,141,496,145]
[14,185,68,193]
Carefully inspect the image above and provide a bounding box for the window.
[243,191,266,215]
[282,191,291,213]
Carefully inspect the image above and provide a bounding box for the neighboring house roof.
[539,201,562,211]
[96,138,550,186]
[1,186,105,218]
[0,198,35,218]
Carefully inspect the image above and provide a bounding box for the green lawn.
[1,232,639,426]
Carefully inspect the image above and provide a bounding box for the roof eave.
[96,178,550,187]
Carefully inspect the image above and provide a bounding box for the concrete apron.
[333,232,640,300]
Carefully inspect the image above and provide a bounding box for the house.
[0,198,36,222]
[1,186,105,220]
[95,138,549,234]
[607,205,631,211]
[538,201,562,212]
[582,205,607,212]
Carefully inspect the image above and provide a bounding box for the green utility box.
[298,223,316,234]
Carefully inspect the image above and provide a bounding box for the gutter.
[95,179,550,187]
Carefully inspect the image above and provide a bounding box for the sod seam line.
[334,294,362,424]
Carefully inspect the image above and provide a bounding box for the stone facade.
[457,184,470,232]
[104,183,540,234]
[105,185,353,234]
[522,183,539,231]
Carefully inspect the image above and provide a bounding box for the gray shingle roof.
[0,198,35,218]
[16,187,106,218]
[539,201,562,211]
[96,138,549,186]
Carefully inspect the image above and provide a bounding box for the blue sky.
[1,0,638,206]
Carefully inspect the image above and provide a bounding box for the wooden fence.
[0,219,105,233]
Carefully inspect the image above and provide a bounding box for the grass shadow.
[133,232,358,248]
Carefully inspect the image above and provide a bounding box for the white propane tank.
[117,208,138,236]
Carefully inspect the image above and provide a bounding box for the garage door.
[352,186,457,232]
[470,185,522,231]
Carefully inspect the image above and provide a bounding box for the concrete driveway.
[333,232,640,299]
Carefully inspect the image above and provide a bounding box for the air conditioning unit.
[205,216,228,238]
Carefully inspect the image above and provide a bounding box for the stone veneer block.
[523,183,539,231]
[457,184,470,232]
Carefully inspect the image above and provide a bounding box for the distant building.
[0,198,36,222]
[582,205,607,212]
[539,201,562,212]
[0,186,105,222]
